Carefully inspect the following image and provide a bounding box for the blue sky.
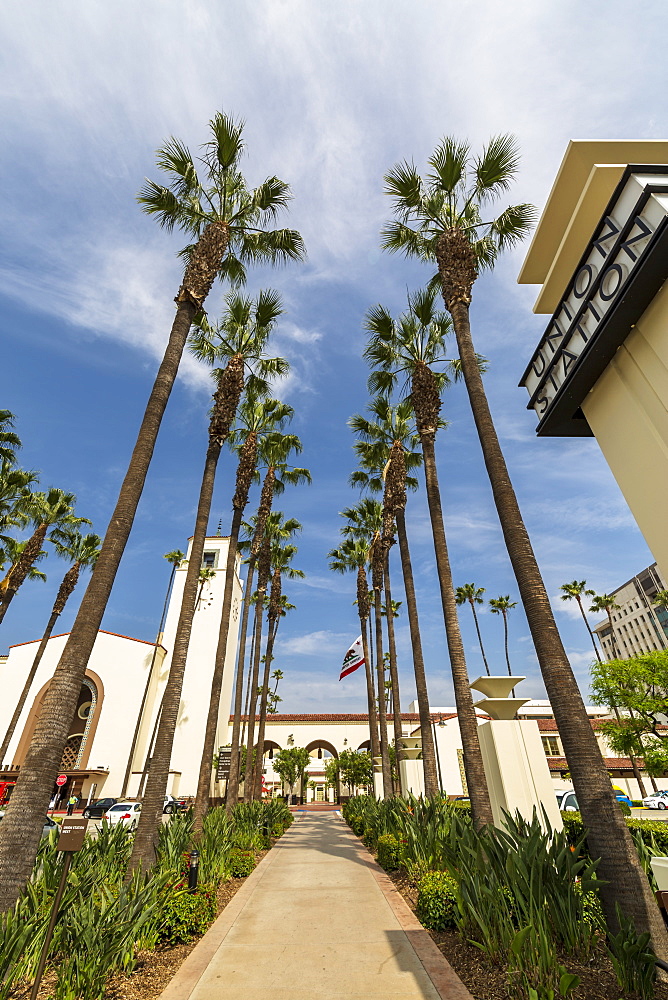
[1,1,666,714]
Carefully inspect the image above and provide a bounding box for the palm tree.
[455,584,491,676]
[560,581,600,662]
[0,531,100,766]
[350,398,440,795]
[328,538,380,765]
[488,595,517,676]
[123,549,184,799]
[365,290,492,824]
[382,136,668,949]
[340,499,393,797]
[590,593,622,659]
[227,513,301,809]
[225,438,309,813]
[0,489,89,625]
[250,542,302,798]
[0,461,38,549]
[0,114,305,909]
[130,300,290,865]
[0,411,21,465]
[191,406,302,830]
[196,566,217,609]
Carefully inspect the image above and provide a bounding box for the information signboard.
[216,747,232,781]
[57,817,88,852]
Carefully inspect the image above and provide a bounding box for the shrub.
[229,848,256,878]
[156,883,217,945]
[416,871,458,931]
[376,834,401,871]
[362,826,377,851]
[562,811,668,856]
[619,801,632,817]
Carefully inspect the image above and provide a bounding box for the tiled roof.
[9,629,163,649]
[546,756,641,771]
[232,713,459,723]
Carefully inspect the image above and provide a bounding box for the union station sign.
[520,166,668,436]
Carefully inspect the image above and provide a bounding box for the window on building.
[541,736,560,756]
[202,552,217,569]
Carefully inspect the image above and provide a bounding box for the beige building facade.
[0,535,242,804]
[593,562,668,659]
[519,141,668,581]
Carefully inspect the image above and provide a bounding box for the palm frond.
[238,228,306,265]
[155,137,201,201]
[137,181,202,234]
[473,134,520,202]
[489,203,536,249]
[367,369,397,397]
[251,177,292,219]
[206,111,245,171]
[383,161,424,211]
[427,136,469,193]
[380,221,431,259]
[217,253,247,287]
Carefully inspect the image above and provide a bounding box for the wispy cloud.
[277,629,351,656]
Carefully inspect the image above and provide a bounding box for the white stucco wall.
[0,630,160,798]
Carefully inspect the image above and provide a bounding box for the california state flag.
[340,636,364,681]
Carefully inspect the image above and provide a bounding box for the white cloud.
[277,629,352,656]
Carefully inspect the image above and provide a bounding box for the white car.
[103,802,142,829]
[556,790,579,812]
[643,791,668,810]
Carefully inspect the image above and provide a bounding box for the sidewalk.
[159,811,473,1000]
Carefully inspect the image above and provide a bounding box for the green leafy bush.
[606,903,656,1000]
[362,826,377,850]
[562,811,668,855]
[156,883,217,945]
[376,834,401,871]
[229,848,256,878]
[416,871,458,930]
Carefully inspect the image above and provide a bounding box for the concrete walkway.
[159,811,472,1000]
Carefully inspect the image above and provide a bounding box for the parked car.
[556,790,579,812]
[103,802,142,829]
[82,797,117,819]
[643,790,668,810]
[557,787,633,811]
[163,794,185,814]
[0,811,56,838]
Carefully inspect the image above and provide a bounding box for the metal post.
[30,852,72,1000]
[188,848,199,892]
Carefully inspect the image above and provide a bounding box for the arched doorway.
[304,740,339,803]
[60,678,98,770]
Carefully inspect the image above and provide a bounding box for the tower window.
[202,552,217,569]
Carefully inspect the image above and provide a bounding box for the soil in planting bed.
[388,868,668,1000]
[10,851,268,1000]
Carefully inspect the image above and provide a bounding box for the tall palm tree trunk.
[383,553,404,795]
[501,610,513,676]
[128,438,221,871]
[129,354,243,872]
[469,601,491,676]
[0,523,49,624]
[446,291,668,948]
[245,581,267,801]
[360,615,380,761]
[121,561,178,798]
[192,507,245,832]
[0,602,61,765]
[606,609,621,659]
[252,616,280,798]
[225,557,256,811]
[395,510,439,795]
[371,550,393,798]
[419,434,493,826]
[0,293,202,910]
[575,596,602,663]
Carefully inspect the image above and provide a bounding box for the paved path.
[160,811,472,1000]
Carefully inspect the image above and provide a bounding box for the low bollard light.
[188,848,199,892]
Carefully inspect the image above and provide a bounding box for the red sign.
[56,774,67,787]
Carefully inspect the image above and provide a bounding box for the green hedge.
[416,871,459,931]
[229,848,256,878]
[157,884,217,944]
[377,834,401,871]
[561,812,668,855]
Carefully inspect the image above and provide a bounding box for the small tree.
[324,757,340,802]
[272,746,310,800]
[338,749,374,795]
